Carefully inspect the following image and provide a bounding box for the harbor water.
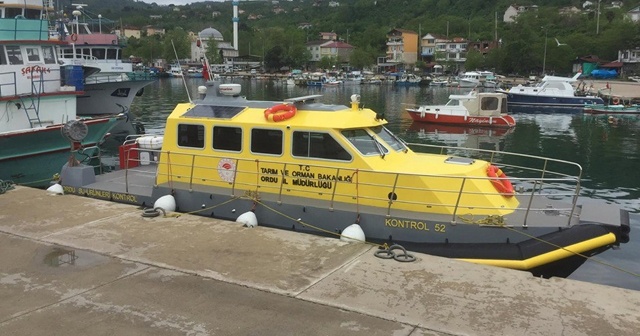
[122,77,640,291]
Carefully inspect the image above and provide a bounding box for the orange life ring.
[612,97,620,105]
[70,33,78,42]
[487,165,514,197]
[264,104,296,122]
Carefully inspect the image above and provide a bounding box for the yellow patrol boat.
[60,81,630,278]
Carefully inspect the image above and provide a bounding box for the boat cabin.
[154,83,519,216]
[451,92,508,116]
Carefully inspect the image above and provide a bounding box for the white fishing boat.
[0,0,120,187]
[52,5,155,117]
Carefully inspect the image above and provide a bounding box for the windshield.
[341,128,388,156]
[370,126,406,151]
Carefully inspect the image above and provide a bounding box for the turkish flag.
[202,61,209,81]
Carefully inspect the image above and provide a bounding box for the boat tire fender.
[487,165,515,197]
[264,104,296,122]
[70,33,78,42]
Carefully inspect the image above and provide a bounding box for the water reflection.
[408,123,513,151]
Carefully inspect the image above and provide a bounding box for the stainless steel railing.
[113,141,582,228]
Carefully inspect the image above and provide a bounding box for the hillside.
[60,0,640,75]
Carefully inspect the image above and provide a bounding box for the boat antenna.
[172,40,192,103]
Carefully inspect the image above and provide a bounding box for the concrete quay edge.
[0,186,639,336]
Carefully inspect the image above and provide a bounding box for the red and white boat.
[406,91,516,128]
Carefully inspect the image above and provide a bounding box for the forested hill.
[60,0,640,75]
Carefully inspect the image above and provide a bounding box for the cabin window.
[292,131,352,161]
[370,126,405,152]
[92,48,106,60]
[24,9,41,19]
[0,46,6,65]
[25,47,40,62]
[177,124,205,149]
[213,126,242,152]
[107,49,118,60]
[251,128,282,155]
[480,97,499,110]
[6,46,23,65]
[42,46,56,64]
[5,8,23,18]
[61,48,74,58]
[342,129,388,156]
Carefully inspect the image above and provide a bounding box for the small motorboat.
[496,73,604,111]
[583,99,640,115]
[406,91,516,128]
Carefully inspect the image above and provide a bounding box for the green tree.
[464,48,484,71]
[285,43,311,69]
[162,27,190,61]
[264,45,285,72]
[205,39,222,64]
[350,47,376,70]
[317,56,337,71]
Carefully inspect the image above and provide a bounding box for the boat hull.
[76,79,156,116]
[0,117,120,187]
[498,90,604,109]
[61,174,628,278]
[583,104,640,115]
[407,109,516,127]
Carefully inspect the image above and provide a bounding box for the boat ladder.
[18,93,42,128]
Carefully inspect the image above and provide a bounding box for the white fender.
[340,224,365,243]
[46,183,64,195]
[153,195,176,212]
[236,211,258,227]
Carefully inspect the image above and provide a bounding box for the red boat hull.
[407,109,516,127]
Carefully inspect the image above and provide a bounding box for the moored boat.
[60,80,630,278]
[406,91,516,128]
[497,73,604,111]
[583,102,640,115]
[52,5,156,117]
[0,0,121,187]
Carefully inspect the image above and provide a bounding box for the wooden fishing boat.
[59,81,630,278]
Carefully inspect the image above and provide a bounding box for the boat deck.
[82,163,589,229]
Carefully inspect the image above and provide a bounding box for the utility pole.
[596,0,601,35]
[542,28,548,75]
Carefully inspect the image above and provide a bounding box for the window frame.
[212,125,242,152]
[176,123,206,149]
[250,128,283,156]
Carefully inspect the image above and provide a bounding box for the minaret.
[232,1,239,51]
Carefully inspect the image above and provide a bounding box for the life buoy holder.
[612,97,620,105]
[487,165,514,197]
[70,33,78,42]
[264,104,296,122]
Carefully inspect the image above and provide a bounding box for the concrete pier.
[1,186,639,335]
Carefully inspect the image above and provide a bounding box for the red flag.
[202,61,210,81]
